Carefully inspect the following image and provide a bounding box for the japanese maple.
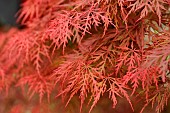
[0,0,170,113]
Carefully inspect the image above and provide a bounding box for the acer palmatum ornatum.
[0,0,170,113]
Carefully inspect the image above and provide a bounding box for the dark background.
[0,0,21,26]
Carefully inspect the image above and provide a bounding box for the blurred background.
[0,0,21,27]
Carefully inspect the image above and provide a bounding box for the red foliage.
[0,0,170,113]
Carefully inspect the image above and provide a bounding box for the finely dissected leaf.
[17,74,53,103]
[0,0,170,113]
[52,52,103,112]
